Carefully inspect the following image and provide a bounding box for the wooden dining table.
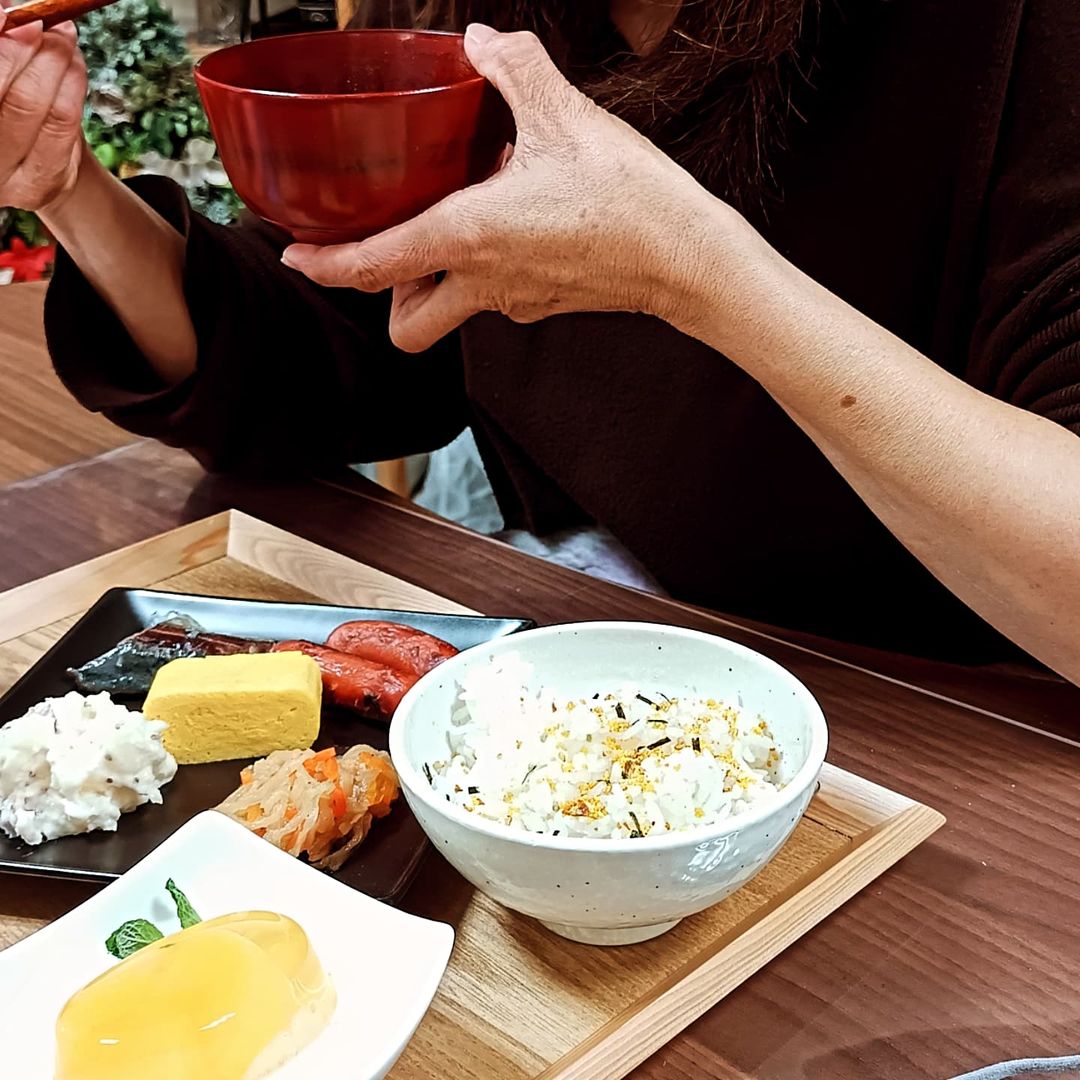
[0,433,1077,1079]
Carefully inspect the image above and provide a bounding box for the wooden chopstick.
[2,0,121,30]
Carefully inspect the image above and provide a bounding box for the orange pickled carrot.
[359,751,399,814]
[244,804,262,823]
[330,784,347,819]
[304,747,339,782]
[284,803,298,821]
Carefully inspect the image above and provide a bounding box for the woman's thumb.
[463,24,576,130]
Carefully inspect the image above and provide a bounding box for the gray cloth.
[414,428,504,534]
[412,428,666,594]
[949,1056,1080,1079]
[496,526,668,595]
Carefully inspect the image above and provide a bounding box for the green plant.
[0,208,50,249]
[0,0,240,266]
[79,0,239,223]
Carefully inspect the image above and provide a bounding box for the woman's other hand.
[282,24,728,353]
[0,10,86,214]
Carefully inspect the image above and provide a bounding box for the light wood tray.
[0,511,945,1080]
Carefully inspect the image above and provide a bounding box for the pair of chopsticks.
[2,0,120,30]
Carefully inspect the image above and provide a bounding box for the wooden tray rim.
[542,763,943,1078]
[0,509,947,1080]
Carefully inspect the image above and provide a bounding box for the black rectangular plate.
[0,588,533,902]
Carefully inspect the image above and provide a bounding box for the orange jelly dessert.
[54,911,335,1079]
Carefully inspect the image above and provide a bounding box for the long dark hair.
[351,0,814,208]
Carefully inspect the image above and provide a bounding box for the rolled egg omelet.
[143,652,322,765]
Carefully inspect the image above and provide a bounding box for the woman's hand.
[3,6,197,385]
[282,23,726,353]
[0,10,86,214]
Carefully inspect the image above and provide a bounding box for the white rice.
[426,653,784,839]
[0,691,177,846]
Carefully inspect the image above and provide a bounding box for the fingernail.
[465,22,496,47]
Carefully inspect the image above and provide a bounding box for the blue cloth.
[949,1056,1080,1079]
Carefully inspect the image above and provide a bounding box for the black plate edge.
[0,587,535,724]
[0,589,535,902]
[0,823,428,904]
[120,587,536,631]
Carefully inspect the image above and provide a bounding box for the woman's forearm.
[40,151,197,386]
[674,203,1080,680]
[276,28,1080,676]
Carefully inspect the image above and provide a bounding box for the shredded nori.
[592,693,600,700]
[635,694,656,706]
[646,737,671,750]
[423,763,433,785]
[552,830,560,836]
[522,764,538,784]
[692,737,701,752]
[467,785,479,795]
[628,811,644,838]
[615,703,626,720]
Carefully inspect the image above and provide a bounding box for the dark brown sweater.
[46,0,1080,662]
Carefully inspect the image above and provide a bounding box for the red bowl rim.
[193,29,489,102]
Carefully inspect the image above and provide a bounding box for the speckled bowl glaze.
[389,622,828,946]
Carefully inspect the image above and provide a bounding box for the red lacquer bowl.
[194,30,513,244]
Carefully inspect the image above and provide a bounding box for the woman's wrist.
[38,147,198,387]
[647,193,784,356]
[38,147,109,240]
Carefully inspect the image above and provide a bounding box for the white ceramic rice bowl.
[389,622,828,945]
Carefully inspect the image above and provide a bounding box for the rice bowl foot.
[538,918,682,946]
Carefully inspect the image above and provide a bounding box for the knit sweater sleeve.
[966,0,1080,433]
[44,175,469,475]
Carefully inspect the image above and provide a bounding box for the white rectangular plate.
[0,811,454,1079]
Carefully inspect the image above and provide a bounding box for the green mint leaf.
[165,879,201,928]
[105,918,163,959]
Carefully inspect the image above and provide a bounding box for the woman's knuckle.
[507,302,546,324]
[54,97,82,129]
[388,317,424,353]
[2,82,45,128]
[0,39,34,82]
[506,30,542,52]
[345,254,380,287]
[37,110,73,144]
[489,33,542,82]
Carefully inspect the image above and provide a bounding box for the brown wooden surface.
[0,513,943,1079]
[0,441,1079,1079]
[0,283,131,484]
